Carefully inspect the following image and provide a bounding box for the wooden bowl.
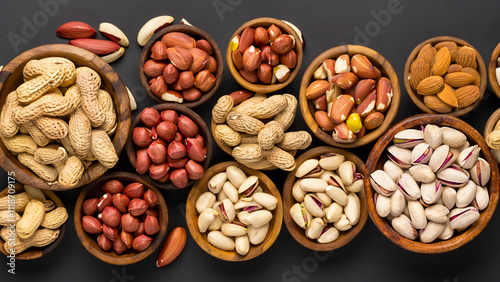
[283,146,368,251]
[488,42,500,99]
[74,172,168,265]
[0,44,131,191]
[186,161,283,261]
[365,114,499,254]
[125,104,213,189]
[484,108,500,138]
[226,17,304,93]
[299,45,400,148]
[403,36,487,116]
[0,183,67,260]
[139,24,223,108]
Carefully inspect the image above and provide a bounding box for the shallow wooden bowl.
[299,45,400,148]
[488,42,500,99]
[365,114,499,254]
[226,17,304,93]
[74,172,168,265]
[403,36,487,116]
[0,183,67,260]
[139,24,224,108]
[283,146,367,251]
[125,103,213,189]
[0,44,131,190]
[186,161,283,261]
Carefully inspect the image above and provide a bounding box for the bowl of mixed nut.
[299,45,400,148]
[488,42,500,99]
[365,114,499,253]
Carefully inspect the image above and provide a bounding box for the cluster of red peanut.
[142,31,218,103]
[132,107,206,188]
[81,180,160,254]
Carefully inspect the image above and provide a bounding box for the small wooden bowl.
[365,114,499,254]
[403,36,487,116]
[0,44,131,191]
[139,24,224,108]
[299,45,400,148]
[488,42,500,99]
[226,17,304,93]
[74,172,168,265]
[0,183,67,260]
[125,104,213,189]
[283,146,367,251]
[186,161,283,261]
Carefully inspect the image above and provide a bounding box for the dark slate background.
[0,0,499,281]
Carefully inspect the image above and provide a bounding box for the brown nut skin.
[149,76,168,98]
[123,182,145,198]
[112,193,130,213]
[254,26,269,46]
[205,56,218,73]
[170,168,189,189]
[97,233,112,251]
[163,63,179,84]
[83,198,99,216]
[101,206,121,228]
[239,27,255,54]
[97,193,113,212]
[261,46,279,66]
[174,132,184,143]
[141,108,161,127]
[102,180,124,194]
[196,39,213,55]
[134,222,145,236]
[194,70,216,92]
[136,148,152,175]
[102,223,118,241]
[182,87,202,101]
[167,47,193,71]
[186,137,206,162]
[113,236,127,255]
[179,71,195,89]
[239,69,258,83]
[133,127,153,148]
[267,24,282,42]
[177,115,198,137]
[151,41,168,61]
[148,140,168,165]
[167,157,188,169]
[121,213,140,233]
[257,63,272,84]
[232,49,244,70]
[280,50,297,69]
[144,215,160,235]
[229,90,253,105]
[185,160,204,180]
[242,46,262,72]
[82,215,102,234]
[168,140,187,159]
[133,234,153,252]
[144,208,159,219]
[156,121,178,142]
[156,227,187,267]
[143,59,168,77]
[120,230,133,249]
[128,198,149,217]
[143,189,159,208]
[149,163,170,180]
[160,110,178,124]
[271,34,293,54]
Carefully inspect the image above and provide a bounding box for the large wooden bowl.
[488,42,500,99]
[226,17,304,93]
[0,44,131,190]
[300,45,400,148]
[139,24,223,108]
[404,36,487,116]
[74,172,168,265]
[186,161,283,261]
[365,114,499,253]
[125,103,213,189]
[0,183,67,260]
[283,146,367,251]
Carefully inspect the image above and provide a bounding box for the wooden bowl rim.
[484,108,500,138]
[299,45,401,148]
[125,103,213,189]
[282,146,368,251]
[364,114,500,254]
[487,42,500,99]
[403,36,488,116]
[0,44,131,191]
[139,24,224,108]
[0,183,67,260]
[73,172,168,265]
[226,17,304,93]
[185,161,283,261]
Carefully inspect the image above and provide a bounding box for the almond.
[376,77,393,112]
[351,54,377,78]
[194,70,216,92]
[329,95,355,123]
[416,44,437,65]
[409,58,431,90]
[431,47,451,76]
[357,90,377,117]
[156,227,187,267]
[444,72,475,88]
[335,54,351,74]
[163,64,179,84]
[332,72,358,89]
[353,79,376,104]
[423,95,453,113]
[162,32,196,49]
[435,41,458,62]
[271,34,293,54]
[143,60,168,77]
[305,80,331,99]
[238,27,255,54]
[456,46,477,69]
[363,111,384,130]
[242,46,261,72]
[417,76,444,95]
[69,38,120,55]
[167,47,193,71]
[57,21,96,39]
[188,48,209,73]
[436,83,458,107]
[447,64,463,73]
[462,67,481,86]
[254,26,269,46]
[315,110,334,131]
[455,85,480,108]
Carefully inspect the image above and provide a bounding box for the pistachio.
[438,220,454,240]
[441,127,467,148]
[397,173,421,200]
[383,160,404,182]
[195,191,216,213]
[392,214,418,240]
[474,185,489,211]
[247,223,269,245]
[390,189,406,217]
[408,200,427,229]
[346,173,364,193]
[234,200,262,212]
[424,204,449,223]
[221,222,247,237]
[325,185,348,206]
[319,153,345,170]
[449,207,480,230]
[409,164,435,183]
[252,192,278,210]
[469,157,491,187]
[428,145,455,172]
[370,170,397,196]
[226,166,247,188]
[217,190,228,202]
[375,193,391,217]
[419,221,446,243]
[295,159,323,178]
[436,165,470,188]
[198,208,218,233]
[246,210,273,228]
[303,194,325,218]
[292,180,306,202]
[456,180,477,208]
[411,143,433,164]
[215,199,236,223]
[290,203,312,229]
[222,181,239,204]
[208,172,227,194]
[420,180,443,205]
[387,145,412,169]
[238,175,259,197]
[317,227,340,244]
[338,161,356,186]
[324,203,343,223]
[315,192,332,207]
[237,210,251,225]
[423,124,442,149]
[208,215,223,231]
[235,235,250,255]
[393,129,424,148]
[458,145,481,169]
[333,214,352,231]
[207,231,235,251]
[345,193,361,225]
[299,178,328,193]
[442,187,457,210]
[320,172,347,192]
[305,218,326,240]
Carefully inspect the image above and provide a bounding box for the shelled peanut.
[142,31,218,103]
[81,180,161,254]
[290,154,363,243]
[195,166,278,255]
[306,54,393,143]
[486,118,500,164]
[212,90,312,171]
[132,107,207,188]
[0,58,119,188]
[0,186,67,255]
[409,41,481,113]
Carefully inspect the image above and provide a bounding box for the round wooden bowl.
[74,172,168,265]
[0,182,67,260]
[365,114,499,254]
[484,108,500,138]
[488,42,500,99]
[125,104,213,189]
[299,45,400,148]
[226,17,304,93]
[186,161,283,261]
[403,36,487,116]
[139,24,224,108]
[0,44,131,191]
[283,146,367,251]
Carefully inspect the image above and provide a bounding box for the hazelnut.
[239,69,258,83]
[149,76,168,97]
[143,189,158,208]
[169,168,189,189]
[120,230,133,249]
[112,193,130,213]
[185,160,204,180]
[147,140,168,164]
[174,132,184,143]
[177,115,198,137]
[143,59,167,77]
[82,215,102,234]
[271,34,293,54]
[267,24,282,42]
[186,137,207,162]
[261,46,279,67]
[163,63,179,84]
[149,163,170,180]
[254,26,269,46]
[136,148,152,175]
[196,39,213,55]
[167,46,193,71]
[194,70,216,92]
[144,215,160,235]
[132,127,153,147]
[179,71,195,89]
[182,87,202,102]
[257,63,272,84]
[156,121,177,142]
[132,234,152,252]
[123,182,144,198]
[151,41,168,60]
[167,156,188,169]
[97,234,112,251]
[140,108,161,127]
[188,48,209,73]
[167,140,187,160]
[128,198,149,217]
[83,198,98,216]
[102,223,118,241]
[113,236,127,255]
[121,213,140,233]
[97,193,113,212]
[102,180,124,194]
[204,56,217,73]
[134,222,145,236]
[160,110,178,124]
[280,50,297,69]
[101,206,121,228]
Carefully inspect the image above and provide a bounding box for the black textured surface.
[0,0,499,281]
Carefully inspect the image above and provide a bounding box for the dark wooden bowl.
[488,42,500,99]
[404,36,487,116]
[139,24,223,108]
[365,114,499,253]
[0,44,131,191]
[299,45,400,148]
[0,183,67,260]
[74,172,168,265]
[226,17,304,93]
[186,161,283,261]
[125,103,213,189]
[283,146,367,251]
